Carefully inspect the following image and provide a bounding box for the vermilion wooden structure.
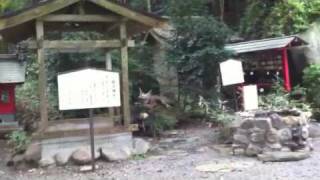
[226,36,308,92]
[0,84,15,115]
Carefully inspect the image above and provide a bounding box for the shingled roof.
[0,0,168,42]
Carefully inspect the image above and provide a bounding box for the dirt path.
[1,126,320,180]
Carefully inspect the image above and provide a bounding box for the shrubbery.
[303,64,320,120]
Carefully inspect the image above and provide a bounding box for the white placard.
[220,59,244,86]
[243,85,258,110]
[58,68,121,110]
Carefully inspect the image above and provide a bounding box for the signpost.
[243,85,258,110]
[220,59,245,111]
[57,68,121,171]
[219,59,244,86]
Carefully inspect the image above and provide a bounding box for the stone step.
[34,116,128,140]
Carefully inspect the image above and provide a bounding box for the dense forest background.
[0,0,319,131]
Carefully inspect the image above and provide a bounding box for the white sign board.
[58,68,121,110]
[220,59,244,86]
[243,85,258,110]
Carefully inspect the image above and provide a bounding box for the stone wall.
[232,110,312,157]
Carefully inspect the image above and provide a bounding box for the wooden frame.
[26,40,135,49]
[0,0,167,134]
[41,15,120,22]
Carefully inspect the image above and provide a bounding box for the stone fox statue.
[132,88,173,135]
[138,88,172,109]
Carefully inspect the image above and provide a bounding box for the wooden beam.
[105,53,115,119]
[0,0,80,31]
[41,15,120,22]
[120,22,131,127]
[36,20,49,132]
[26,40,135,49]
[89,0,167,27]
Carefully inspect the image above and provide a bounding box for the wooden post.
[281,48,291,92]
[105,53,115,117]
[120,22,131,126]
[146,0,152,12]
[36,20,49,132]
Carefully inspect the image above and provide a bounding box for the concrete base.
[39,132,133,162]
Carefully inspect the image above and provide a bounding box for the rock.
[24,143,41,163]
[233,134,250,145]
[100,147,131,161]
[266,129,279,143]
[249,129,265,143]
[254,111,269,118]
[282,116,301,126]
[54,152,70,166]
[133,138,151,155]
[246,143,262,156]
[258,151,310,162]
[270,113,286,129]
[240,119,254,129]
[39,158,55,168]
[12,154,25,166]
[308,122,320,138]
[254,118,272,130]
[281,147,291,152]
[70,149,93,165]
[278,128,292,142]
[79,165,99,172]
[265,143,282,151]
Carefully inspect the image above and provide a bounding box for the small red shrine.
[225,36,308,92]
[0,54,26,127]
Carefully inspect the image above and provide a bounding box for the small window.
[1,90,9,103]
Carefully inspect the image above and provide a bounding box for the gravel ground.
[1,126,320,180]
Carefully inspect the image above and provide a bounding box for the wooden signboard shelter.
[0,0,167,134]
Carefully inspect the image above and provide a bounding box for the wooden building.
[225,36,308,92]
[0,0,167,138]
[0,54,26,132]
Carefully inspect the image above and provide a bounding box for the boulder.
[308,122,320,138]
[54,152,70,166]
[282,116,301,126]
[133,138,151,155]
[246,144,262,156]
[11,154,25,166]
[24,143,41,163]
[254,118,272,130]
[278,128,292,142]
[240,119,254,129]
[100,147,131,161]
[233,134,250,145]
[266,129,279,143]
[270,113,286,129]
[258,151,310,162]
[39,158,55,168]
[249,129,265,143]
[70,148,92,165]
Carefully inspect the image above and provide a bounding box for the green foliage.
[198,96,235,125]
[0,0,30,14]
[6,130,31,154]
[168,0,232,111]
[146,109,177,137]
[240,0,320,38]
[303,64,320,119]
[132,154,146,160]
[259,80,311,112]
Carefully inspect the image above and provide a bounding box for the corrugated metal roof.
[225,36,307,54]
